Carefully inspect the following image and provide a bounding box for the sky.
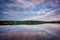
[0,0,60,21]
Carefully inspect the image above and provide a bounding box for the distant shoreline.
[0,21,60,25]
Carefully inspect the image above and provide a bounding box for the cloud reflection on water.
[0,24,60,40]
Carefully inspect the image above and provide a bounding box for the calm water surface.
[0,24,60,40]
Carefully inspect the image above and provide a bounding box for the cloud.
[0,0,60,21]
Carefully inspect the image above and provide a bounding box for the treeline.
[0,21,60,25]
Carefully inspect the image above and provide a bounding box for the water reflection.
[0,24,60,40]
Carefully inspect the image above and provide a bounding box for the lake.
[0,24,60,40]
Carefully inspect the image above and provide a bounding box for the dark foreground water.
[0,24,60,40]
